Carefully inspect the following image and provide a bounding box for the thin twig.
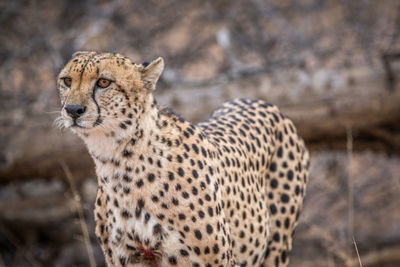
[61,162,96,267]
[346,124,354,266]
[352,236,363,267]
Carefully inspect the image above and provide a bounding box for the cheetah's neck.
[80,101,187,176]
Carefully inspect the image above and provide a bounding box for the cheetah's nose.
[65,104,87,119]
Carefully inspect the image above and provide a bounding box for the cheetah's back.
[198,98,309,266]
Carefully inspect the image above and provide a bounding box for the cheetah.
[57,51,309,267]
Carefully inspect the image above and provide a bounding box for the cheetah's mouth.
[62,117,92,130]
[58,108,104,132]
[71,120,86,128]
[62,117,104,132]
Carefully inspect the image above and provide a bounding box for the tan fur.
[57,51,309,267]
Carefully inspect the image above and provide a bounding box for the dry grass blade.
[353,236,363,267]
[346,124,354,242]
[61,161,97,267]
[346,124,355,267]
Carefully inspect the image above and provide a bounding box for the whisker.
[53,116,66,130]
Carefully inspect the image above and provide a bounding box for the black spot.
[270,179,278,189]
[287,170,294,181]
[269,162,277,172]
[270,204,277,215]
[119,256,126,266]
[275,256,280,266]
[213,244,219,254]
[168,255,177,265]
[178,167,185,177]
[180,249,189,256]
[121,209,131,218]
[163,183,169,192]
[201,147,207,157]
[273,232,280,242]
[192,144,199,154]
[172,198,179,206]
[281,250,287,263]
[295,185,300,195]
[136,179,144,188]
[135,207,141,218]
[281,194,289,203]
[123,174,132,182]
[284,218,290,229]
[192,186,198,195]
[194,230,202,240]
[252,254,259,265]
[151,195,159,203]
[138,198,145,209]
[144,213,150,223]
[176,155,183,163]
[208,206,214,216]
[148,173,155,182]
[277,146,283,157]
[194,246,201,255]
[153,224,162,235]
[198,210,205,218]
[206,224,213,234]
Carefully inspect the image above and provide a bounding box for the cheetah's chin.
[63,119,93,131]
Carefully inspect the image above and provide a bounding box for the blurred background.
[0,0,400,266]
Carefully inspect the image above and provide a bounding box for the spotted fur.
[57,51,310,267]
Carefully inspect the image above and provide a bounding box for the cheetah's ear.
[141,57,164,91]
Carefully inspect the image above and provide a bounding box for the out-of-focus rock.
[291,151,400,267]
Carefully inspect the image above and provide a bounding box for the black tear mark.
[75,53,103,127]
[92,85,102,127]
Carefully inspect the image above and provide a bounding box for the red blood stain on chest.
[139,248,158,266]
[140,248,154,259]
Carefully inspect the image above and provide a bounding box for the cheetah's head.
[57,51,164,136]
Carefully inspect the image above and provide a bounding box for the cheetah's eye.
[97,78,112,88]
[63,77,72,87]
